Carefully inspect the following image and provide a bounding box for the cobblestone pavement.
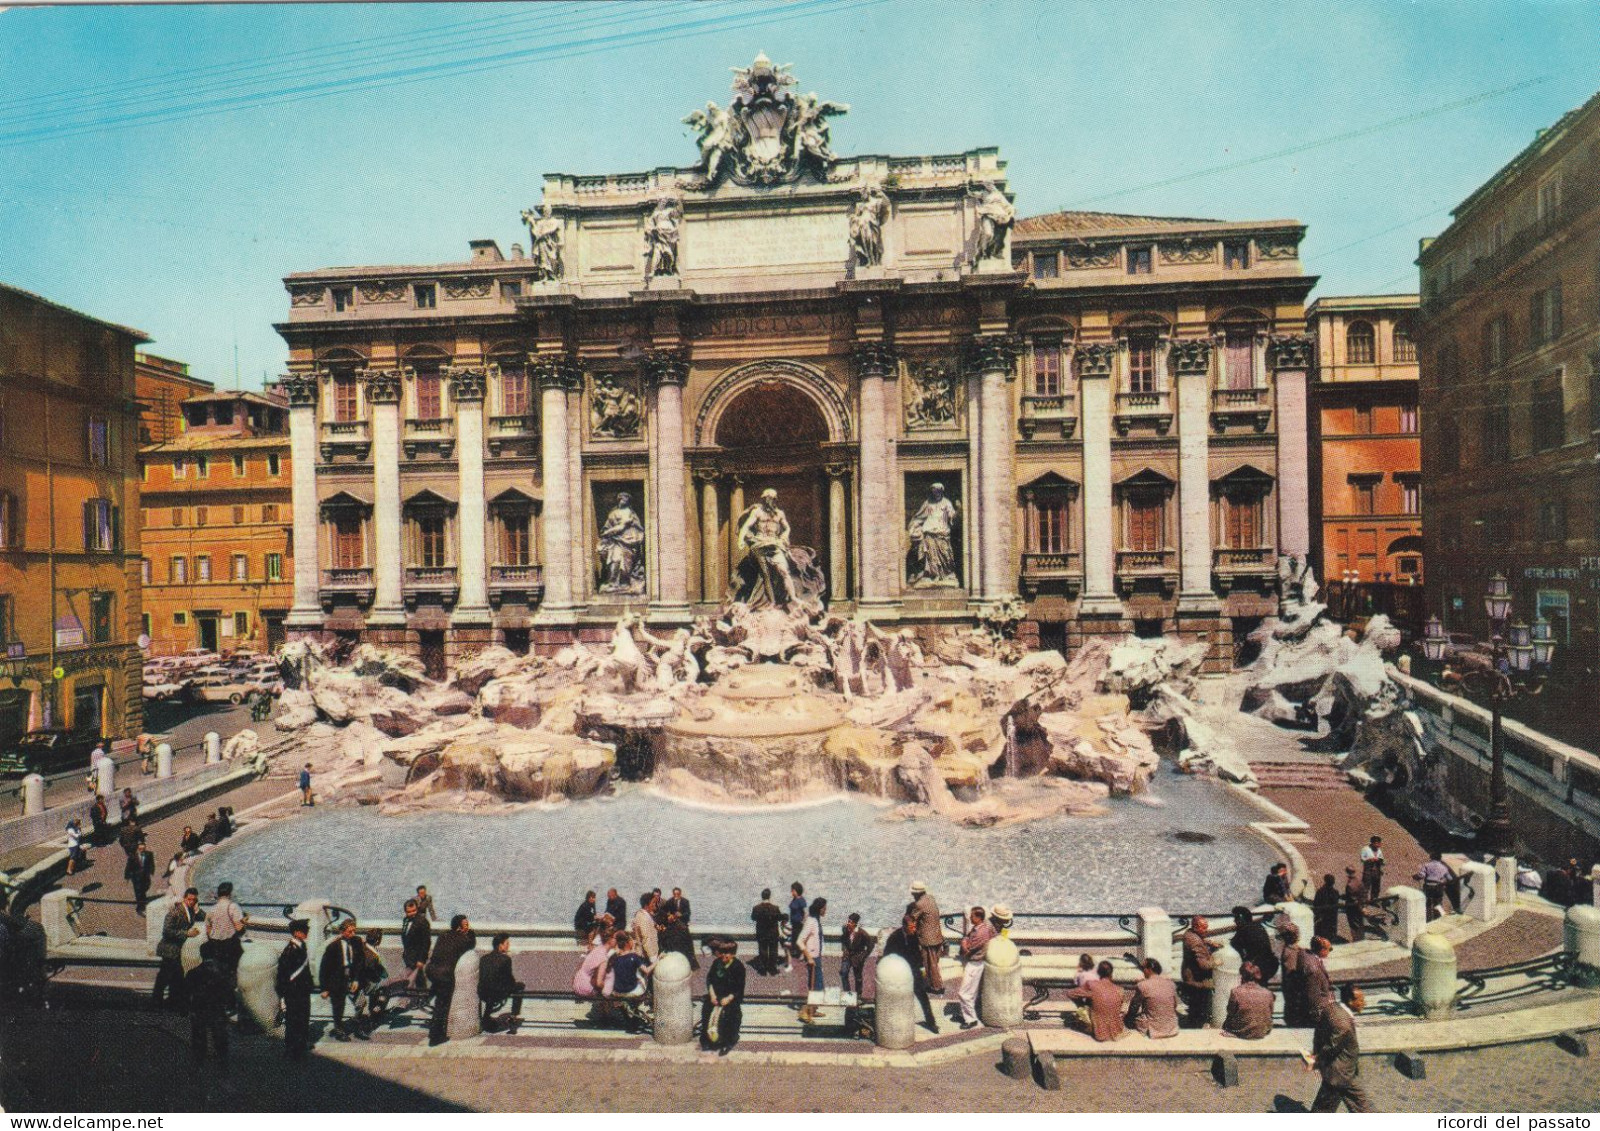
[4,1007,1597,1112]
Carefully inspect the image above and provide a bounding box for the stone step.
[1249,761,1352,789]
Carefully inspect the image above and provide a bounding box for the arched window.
[1393,319,1417,363]
[1345,321,1376,365]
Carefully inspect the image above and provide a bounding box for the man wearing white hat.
[907,881,945,995]
[956,904,1002,1029]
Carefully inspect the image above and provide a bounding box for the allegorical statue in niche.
[907,482,960,587]
[850,180,889,267]
[905,363,957,428]
[642,195,683,278]
[590,375,642,439]
[968,180,1016,264]
[732,489,826,615]
[521,203,564,282]
[597,492,646,594]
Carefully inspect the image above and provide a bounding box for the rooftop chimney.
[469,239,505,263]
[510,243,526,260]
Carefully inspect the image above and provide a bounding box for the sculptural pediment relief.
[682,54,849,188]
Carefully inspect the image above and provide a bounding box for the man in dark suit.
[400,898,431,992]
[319,918,363,1041]
[1227,905,1278,984]
[478,932,525,1031]
[276,920,315,1060]
[573,891,598,940]
[1307,983,1371,1112]
[750,889,785,976]
[700,939,746,1054]
[604,888,628,927]
[153,888,203,1010]
[125,838,156,916]
[425,914,476,1046]
[1178,915,1218,1028]
[184,945,234,1066]
[840,912,873,995]
[660,887,697,970]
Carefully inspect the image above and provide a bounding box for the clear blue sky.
[3,0,1597,387]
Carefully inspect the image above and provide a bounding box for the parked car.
[0,729,104,778]
[142,680,185,701]
[188,674,261,704]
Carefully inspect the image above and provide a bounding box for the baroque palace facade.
[278,57,1316,671]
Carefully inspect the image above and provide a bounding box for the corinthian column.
[968,334,1018,601]
[1076,344,1121,616]
[696,469,722,602]
[448,366,491,624]
[364,369,405,627]
[283,374,323,631]
[826,463,849,604]
[1270,335,1313,562]
[1172,339,1219,611]
[853,343,897,615]
[645,350,692,625]
[533,358,580,623]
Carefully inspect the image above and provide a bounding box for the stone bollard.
[447,947,482,1040]
[291,899,331,971]
[1460,862,1497,922]
[979,935,1024,1030]
[1411,933,1457,1020]
[155,743,173,779]
[235,938,280,1033]
[1564,905,1600,988]
[873,953,916,1051]
[1210,944,1241,1028]
[22,774,44,816]
[1388,886,1427,948]
[205,731,222,764]
[651,951,693,1046]
[40,889,82,951]
[97,757,115,798]
[1000,1036,1031,1080]
[1136,907,1173,967]
[1277,900,1315,945]
[145,894,173,954]
[1494,857,1517,913]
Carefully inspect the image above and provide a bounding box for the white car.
[188,675,258,704]
[142,680,184,701]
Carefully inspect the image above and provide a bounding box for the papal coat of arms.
[683,53,850,187]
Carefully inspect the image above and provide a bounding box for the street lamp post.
[1420,576,1554,857]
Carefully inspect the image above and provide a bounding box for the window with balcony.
[332,375,360,422]
[1345,321,1375,365]
[170,557,187,584]
[1032,251,1059,279]
[82,498,115,552]
[332,514,364,570]
[414,371,443,420]
[1223,241,1250,270]
[414,283,437,310]
[1124,491,1165,552]
[1394,320,1417,363]
[500,511,531,566]
[1127,247,1152,275]
[1029,336,1066,397]
[499,362,530,417]
[266,552,283,581]
[1221,329,1256,390]
[1532,378,1565,452]
[87,416,110,466]
[1030,489,1071,555]
[1126,336,1157,394]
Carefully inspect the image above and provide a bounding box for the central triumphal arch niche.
[695,362,851,602]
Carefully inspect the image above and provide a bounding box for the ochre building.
[1306,294,1423,624]
[135,352,214,446]
[138,389,295,657]
[1418,89,1600,672]
[278,57,1316,672]
[0,282,146,746]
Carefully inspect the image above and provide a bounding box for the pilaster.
[644,349,692,625]
[448,366,492,625]
[532,356,581,625]
[284,374,324,630]
[1076,343,1122,617]
[1172,339,1220,613]
[364,368,405,627]
[1270,335,1313,561]
[967,333,1019,602]
[853,342,899,616]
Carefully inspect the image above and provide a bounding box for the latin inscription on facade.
[682,211,849,270]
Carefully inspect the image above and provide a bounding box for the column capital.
[281,373,319,408]
[361,367,403,405]
[1267,334,1314,371]
[445,365,487,403]
[964,333,1019,377]
[824,462,851,481]
[852,342,899,381]
[1076,342,1117,379]
[1169,338,1212,377]
[533,356,582,392]
[692,466,721,485]
[642,348,689,388]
